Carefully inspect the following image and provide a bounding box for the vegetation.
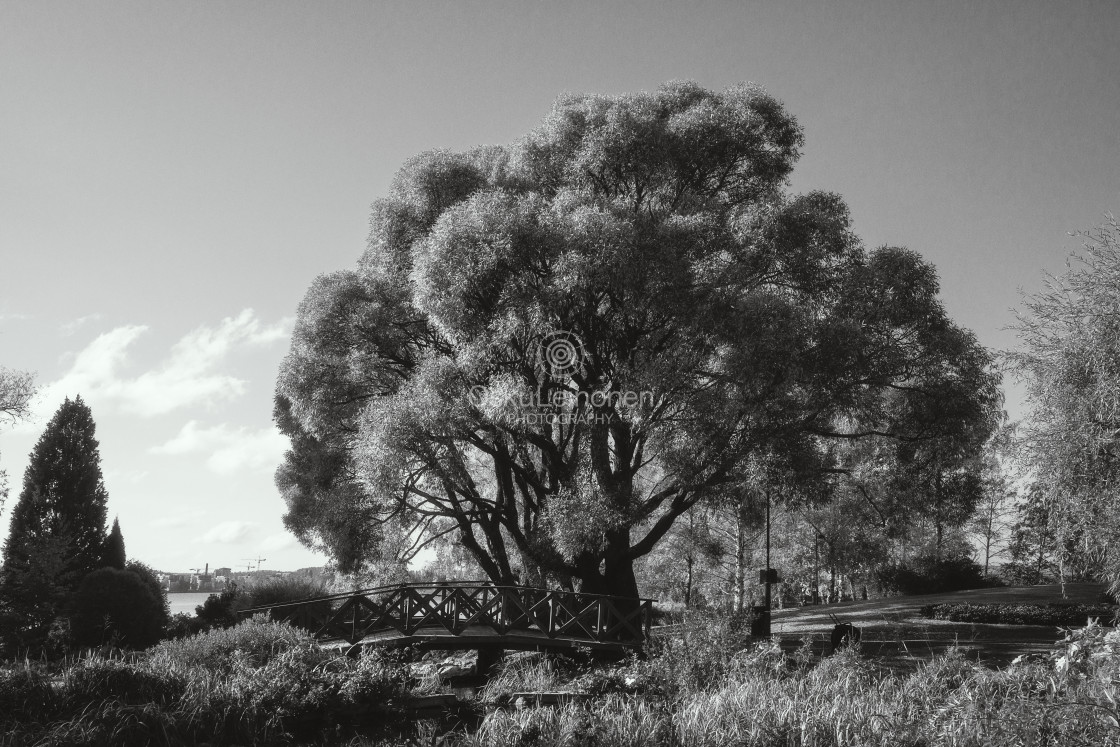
[0,616,410,746]
[921,601,1116,626]
[276,81,1000,600]
[103,517,126,570]
[70,566,167,649]
[0,366,36,511]
[3,610,1120,746]
[1009,217,1120,591]
[0,396,115,652]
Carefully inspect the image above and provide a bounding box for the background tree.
[0,396,110,641]
[1007,217,1120,588]
[276,81,1001,600]
[968,421,1019,577]
[103,517,126,570]
[1003,485,1059,585]
[0,366,36,512]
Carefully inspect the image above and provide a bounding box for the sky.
[1,1,1117,573]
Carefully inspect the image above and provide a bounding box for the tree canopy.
[1,396,111,632]
[1008,217,1120,587]
[276,81,1001,598]
[0,366,36,511]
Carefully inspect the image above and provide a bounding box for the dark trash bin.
[750,605,771,638]
[830,622,861,652]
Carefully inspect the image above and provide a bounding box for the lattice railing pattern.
[240,581,653,646]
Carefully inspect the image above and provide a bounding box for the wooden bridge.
[240,581,654,654]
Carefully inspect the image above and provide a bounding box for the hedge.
[920,602,1117,626]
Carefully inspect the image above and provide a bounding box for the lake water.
[167,592,214,616]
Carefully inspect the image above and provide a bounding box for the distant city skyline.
[2,1,1117,572]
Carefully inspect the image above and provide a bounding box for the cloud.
[196,520,257,544]
[150,421,289,475]
[150,510,205,529]
[259,533,297,553]
[59,314,103,336]
[40,309,291,418]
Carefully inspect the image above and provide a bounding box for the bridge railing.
[239,581,654,647]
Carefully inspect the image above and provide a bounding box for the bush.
[69,566,167,649]
[0,669,58,726]
[147,614,318,673]
[877,554,988,596]
[193,582,249,630]
[920,602,1117,626]
[126,560,170,631]
[245,575,334,633]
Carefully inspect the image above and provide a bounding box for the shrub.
[69,566,167,649]
[126,560,170,631]
[877,554,987,596]
[64,657,186,707]
[147,614,317,673]
[245,575,334,633]
[0,669,58,726]
[193,581,248,630]
[921,601,1117,626]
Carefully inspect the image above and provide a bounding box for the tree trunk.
[684,553,694,609]
[733,506,748,615]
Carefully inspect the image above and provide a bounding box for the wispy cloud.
[38,309,291,419]
[259,533,297,553]
[149,509,206,529]
[150,421,288,475]
[196,520,257,544]
[59,314,103,336]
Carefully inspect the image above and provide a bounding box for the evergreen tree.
[0,396,110,638]
[104,517,126,570]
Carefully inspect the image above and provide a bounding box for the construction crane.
[241,556,267,572]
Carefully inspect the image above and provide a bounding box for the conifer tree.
[104,517,126,570]
[0,396,110,634]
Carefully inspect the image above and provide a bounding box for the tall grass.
[0,615,410,746]
[462,621,1120,747]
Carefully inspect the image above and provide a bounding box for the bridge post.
[476,646,504,678]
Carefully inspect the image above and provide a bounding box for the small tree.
[1004,486,1059,585]
[103,517,126,570]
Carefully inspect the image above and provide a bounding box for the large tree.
[1007,217,1120,587]
[276,81,1000,599]
[1,396,110,632]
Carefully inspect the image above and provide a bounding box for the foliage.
[126,560,171,632]
[0,616,411,746]
[464,623,1120,747]
[1008,217,1120,591]
[193,582,249,630]
[276,81,1001,599]
[876,553,989,596]
[0,396,111,647]
[0,367,36,512]
[69,566,167,649]
[1002,487,1061,585]
[243,575,334,634]
[103,517,126,570]
[921,601,1116,626]
[147,614,318,672]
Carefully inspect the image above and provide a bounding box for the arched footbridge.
[240,581,654,655]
